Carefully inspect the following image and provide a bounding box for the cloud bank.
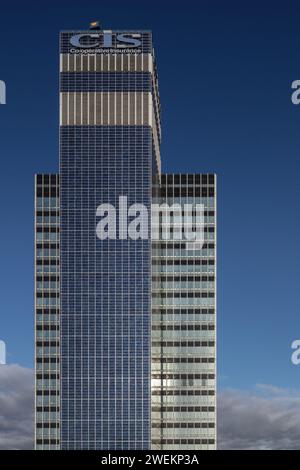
[0,364,34,449]
[218,384,300,450]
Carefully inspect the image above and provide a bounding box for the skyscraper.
[60,29,160,450]
[35,26,216,451]
[151,174,216,450]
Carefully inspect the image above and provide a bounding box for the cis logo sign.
[70,32,142,49]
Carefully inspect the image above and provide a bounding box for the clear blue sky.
[0,0,300,391]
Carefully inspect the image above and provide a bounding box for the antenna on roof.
[90,21,101,30]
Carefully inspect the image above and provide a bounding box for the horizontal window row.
[36,396,59,405]
[36,412,59,421]
[152,422,215,429]
[157,197,215,207]
[36,188,59,197]
[36,217,59,225]
[36,249,59,258]
[36,407,59,412]
[153,266,215,274]
[152,275,214,282]
[152,325,214,331]
[36,299,59,307]
[36,423,59,428]
[36,341,59,347]
[36,431,60,440]
[152,377,213,388]
[153,292,215,298]
[153,357,215,364]
[36,266,59,274]
[60,69,152,78]
[36,243,59,249]
[36,234,59,242]
[152,364,214,374]
[153,234,215,243]
[36,379,59,389]
[36,227,59,233]
[36,439,59,445]
[155,218,215,225]
[60,124,152,130]
[152,241,214,249]
[159,226,215,233]
[153,299,214,307]
[60,150,153,156]
[152,315,214,324]
[152,341,214,347]
[36,309,59,316]
[152,250,215,258]
[36,175,59,184]
[151,390,215,396]
[152,439,215,445]
[39,282,214,291]
[152,373,214,379]
[160,188,214,197]
[36,211,59,217]
[36,358,59,364]
[36,332,60,340]
[36,324,59,331]
[36,349,59,358]
[152,308,215,315]
[161,175,215,185]
[152,282,214,290]
[36,374,59,380]
[36,318,59,327]
[60,71,151,77]
[36,292,59,298]
[152,406,215,412]
[153,259,214,266]
[36,198,59,209]
[152,334,214,342]
[153,348,214,358]
[36,390,59,397]
[36,282,59,290]
[36,260,59,265]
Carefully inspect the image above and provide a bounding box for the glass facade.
[151,174,217,450]
[35,174,60,450]
[59,30,161,450]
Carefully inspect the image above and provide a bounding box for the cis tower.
[34,26,216,450]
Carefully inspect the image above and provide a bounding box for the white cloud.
[0,364,34,450]
[218,385,300,450]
